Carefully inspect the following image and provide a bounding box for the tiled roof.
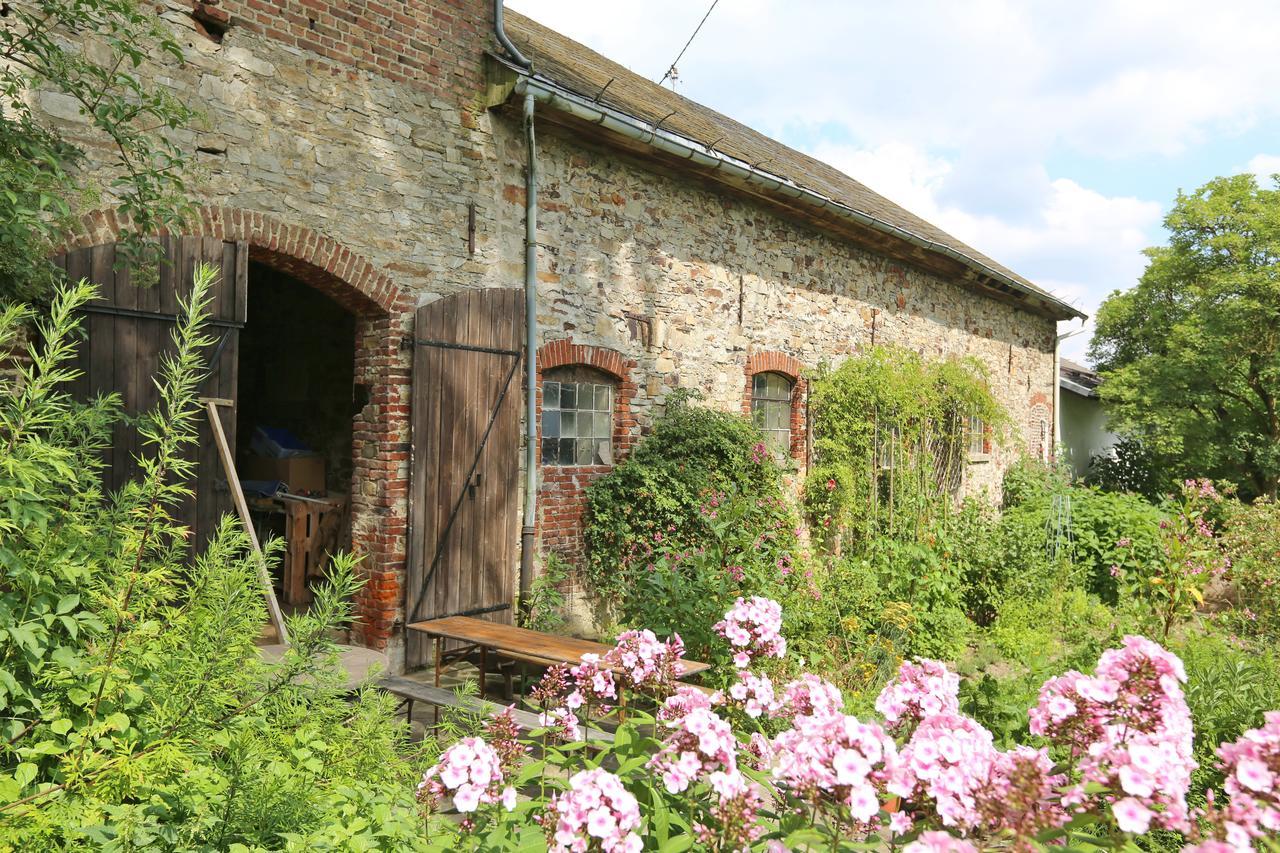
[503,10,1081,318]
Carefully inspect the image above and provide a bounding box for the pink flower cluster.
[875,658,961,734]
[891,711,995,829]
[1030,635,1195,833]
[417,736,515,815]
[602,628,686,694]
[771,708,899,822]
[697,769,768,849]
[714,596,786,668]
[874,658,1068,840]
[770,673,845,724]
[903,831,979,853]
[543,767,642,853]
[1210,710,1280,845]
[568,653,618,711]
[650,694,738,793]
[718,670,776,719]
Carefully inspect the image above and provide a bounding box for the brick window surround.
[535,340,637,565]
[742,351,808,461]
[60,206,414,651]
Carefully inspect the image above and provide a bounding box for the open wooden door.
[404,289,524,669]
[54,236,248,548]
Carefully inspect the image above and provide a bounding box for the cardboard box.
[243,455,326,495]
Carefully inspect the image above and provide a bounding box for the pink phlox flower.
[1213,710,1280,842]
[544,768,642,853]
[713,596,787,667]
[1031,637,1196,834]
[649,704,737,793]
[723,670,776,719]
[891,712,995,830]
[602,629,686,695]
[771,712,897,823]
[875,658,961,735]
[418,736,513,815]
[770,673,844,724]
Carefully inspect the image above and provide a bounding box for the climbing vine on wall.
[803,346,1009,549]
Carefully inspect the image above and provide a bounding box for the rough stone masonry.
[32,0,1063,669]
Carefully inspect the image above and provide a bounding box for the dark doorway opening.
[236,262,357,610]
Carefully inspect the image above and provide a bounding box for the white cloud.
[808,141,1161,359]
[1247,154,1280,183]
[507,0,1278,361]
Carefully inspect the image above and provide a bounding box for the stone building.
[35,0,1083,670]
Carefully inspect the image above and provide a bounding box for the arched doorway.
[55,211,414,652]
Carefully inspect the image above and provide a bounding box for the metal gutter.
[507,68,1085,322]
[1059,376,1097,398]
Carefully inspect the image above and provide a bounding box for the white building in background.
[1059,359,1119,477]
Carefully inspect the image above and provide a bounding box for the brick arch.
[743,350,809,461]
[62,205,414,654]
[64,205,411,316]
[534,340,638,566]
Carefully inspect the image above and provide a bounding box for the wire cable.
[657,0,722,86]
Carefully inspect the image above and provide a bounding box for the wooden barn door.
[55,236,248,548]
[404,289,524,669]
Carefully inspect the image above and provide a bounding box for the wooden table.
[247,493,348,605]
[406,616,711,699]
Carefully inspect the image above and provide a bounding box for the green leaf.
[14,762,37,787]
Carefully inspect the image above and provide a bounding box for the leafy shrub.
[963,588,1132,746]
[1000,455,1072,509]
[1004,485,1164,602]
[1115,479,1229,640]
[1086,434,1166,499]
[0,273,420,848]
[582,391,789,602]
[521,552,569,633]
[615,487,800,661]
[1218,496,1280,638]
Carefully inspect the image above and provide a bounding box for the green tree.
[1,0,194,301]
[1090,174,1280,499]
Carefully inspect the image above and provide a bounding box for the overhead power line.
[658,0,722,88]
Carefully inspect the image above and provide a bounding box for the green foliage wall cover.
[803,346,1008,549]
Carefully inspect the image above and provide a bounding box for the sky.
[507,0,1280,362]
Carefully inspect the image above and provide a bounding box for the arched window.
[751,371,794,454]
[541,366,616,466]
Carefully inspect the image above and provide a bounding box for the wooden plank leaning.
[203,398,291,646]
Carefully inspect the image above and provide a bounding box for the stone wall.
[29,2,1058,662]
[31,1,510,667]
[485,119,1058,607]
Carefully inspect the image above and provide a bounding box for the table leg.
[433,636,442,726]
[479,645,488,699]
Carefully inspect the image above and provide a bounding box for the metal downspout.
[519,91,538,609]
[494,0,537,611]
[494,0,530,68]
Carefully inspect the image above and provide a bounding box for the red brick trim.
[59,206,413,653]
[743,351,808,461]
[534,340,638,565]
[61,206,412,316]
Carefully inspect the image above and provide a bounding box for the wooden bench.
[378,675,615,742]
